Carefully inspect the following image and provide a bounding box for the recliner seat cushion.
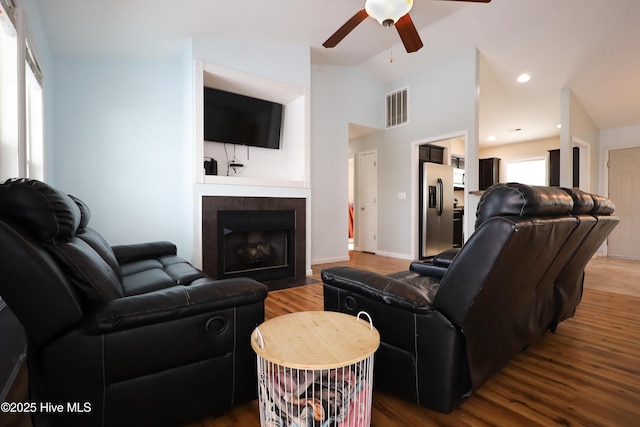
[160,255,208,284]
[120,256,207,296]
[121,267,179,296]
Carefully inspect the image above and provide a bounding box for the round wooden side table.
[251,310,380,427]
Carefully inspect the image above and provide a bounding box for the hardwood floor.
[584,256,640,297]
[2,254,637,426]
[190,252,640,427]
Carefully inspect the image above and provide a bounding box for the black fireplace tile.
[241,197,276,211]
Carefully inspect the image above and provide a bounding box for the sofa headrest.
[69,194,91,231]
[476,183,574,228]
[590,193,615,215]
[0,178,81,241]
[561,188,595,214]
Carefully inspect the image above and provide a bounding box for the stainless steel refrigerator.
[419,162,454,259]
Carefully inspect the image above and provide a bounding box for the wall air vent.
[386,87,408,129]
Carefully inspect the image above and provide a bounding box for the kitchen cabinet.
[419,144,444,164]
[479,157,500,190]
[549,147,579,187]
[451,155,465,169]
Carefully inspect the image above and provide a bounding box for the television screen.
[204,87,283,150]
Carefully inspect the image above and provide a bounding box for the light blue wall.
[348,50,479,259]
[48,38,310,262]
[310,65,384,263]
[50,51,195,258]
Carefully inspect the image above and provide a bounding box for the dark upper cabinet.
[479,157,500,190]
[549,147,580,187]
[419,144,444,164]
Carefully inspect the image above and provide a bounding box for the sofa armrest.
[81,277,268,334]
[111,241,177,264]
[433,248,460,267]
[410,248,461,278]
[410,262,447,278]
[321,266,436,314]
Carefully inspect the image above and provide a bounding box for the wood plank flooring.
[190,253,640,427]
[584,256,640,297]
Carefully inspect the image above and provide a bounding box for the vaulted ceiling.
[34,0,640,145]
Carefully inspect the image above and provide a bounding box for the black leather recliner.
[0,178,268,426]
[322,183,618,413]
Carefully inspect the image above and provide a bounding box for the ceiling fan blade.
[323,9,369,48]
[395,14,424,53]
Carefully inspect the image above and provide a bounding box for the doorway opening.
[356,150,378,254]
[412,134,467,260]
[348,123,380,255]
[348,156,355,251]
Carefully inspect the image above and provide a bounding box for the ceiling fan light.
[365,0,413,26]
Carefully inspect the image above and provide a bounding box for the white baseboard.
[374,250,414,261]
[311,256,350,265]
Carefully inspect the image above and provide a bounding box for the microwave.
[453,168,465,188]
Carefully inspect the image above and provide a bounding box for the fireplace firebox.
[218,210,295,282]
[202,196,306,287]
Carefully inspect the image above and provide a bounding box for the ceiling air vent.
[386,87,408,129]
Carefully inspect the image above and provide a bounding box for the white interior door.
[608,147,640,259]
[359,150,378,253]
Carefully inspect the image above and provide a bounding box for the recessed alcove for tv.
[195,60,309,185]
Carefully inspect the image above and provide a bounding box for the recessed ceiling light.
[517,74,531,83]
[487,135,497,141]
[557,123,562,129]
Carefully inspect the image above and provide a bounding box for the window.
[505,157,546,186]
[0,0,18,180]
[25,35,43,180]
[0,1,43,180]
[26,59,43,179]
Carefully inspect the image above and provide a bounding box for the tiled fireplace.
[202,196,306,283]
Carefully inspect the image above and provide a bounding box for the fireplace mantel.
[202,175,307,188]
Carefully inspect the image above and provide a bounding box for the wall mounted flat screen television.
[204,87,283,150]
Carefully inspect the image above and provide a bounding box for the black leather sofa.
[0,178,268,427]
[322,183,618,413]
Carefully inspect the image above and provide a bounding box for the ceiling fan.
[323,0,492,53]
